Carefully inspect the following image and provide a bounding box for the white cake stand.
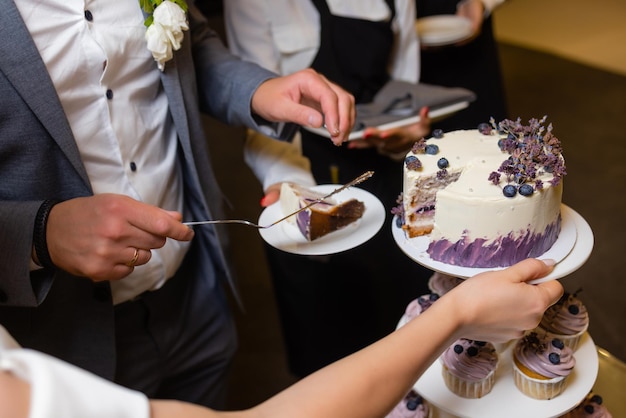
[391,204,593,283]
[393,204,598,417]
[412,328,597,418]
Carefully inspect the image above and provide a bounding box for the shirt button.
[84,10,93,21]
[106,89,114,100]
[130,162,137,172]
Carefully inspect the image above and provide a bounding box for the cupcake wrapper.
[441,366,496,399]
[512,361,568,400]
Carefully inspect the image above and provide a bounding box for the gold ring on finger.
[126,248,140,267]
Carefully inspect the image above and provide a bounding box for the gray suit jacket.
[0,0,290,379]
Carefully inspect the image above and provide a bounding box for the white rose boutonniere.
[141,0,189,71]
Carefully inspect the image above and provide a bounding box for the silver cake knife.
[184,171,374,229]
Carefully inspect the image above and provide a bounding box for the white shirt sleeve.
[244,130,316,190]
[390,0,420,83]
[0,327,149,418]
[225,0,318,191]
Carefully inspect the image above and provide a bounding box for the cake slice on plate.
[280,182,365,241]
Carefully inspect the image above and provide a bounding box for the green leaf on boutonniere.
[140,0,188,27]
[172,0,188,12]
[140,0,155,14]
[144,15,154,27]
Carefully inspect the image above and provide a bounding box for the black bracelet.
[33,199,61,270]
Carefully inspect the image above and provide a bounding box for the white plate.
[391,205,593,283]
[258,185,385,256]
[411,330,598,418]
[416,15,474,47]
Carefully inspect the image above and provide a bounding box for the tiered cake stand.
[392,204,596,418]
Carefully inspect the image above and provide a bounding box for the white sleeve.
[390,0,420,83]
[244,130,316,190]
[0,348,150,418]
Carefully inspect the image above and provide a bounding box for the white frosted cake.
[280,182,365,241]
[401,117,565,268]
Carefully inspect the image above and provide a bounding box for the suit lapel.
[159,57,193,157]
[0,0,90,187]
[159,40,209,215]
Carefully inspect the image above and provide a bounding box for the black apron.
[301,0,404,210]
[309,0,395,103]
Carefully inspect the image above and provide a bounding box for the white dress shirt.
[225,0,419,82]
[16,0,189,303]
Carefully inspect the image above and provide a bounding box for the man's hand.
[251,68,356,145]
[45,194,194,282]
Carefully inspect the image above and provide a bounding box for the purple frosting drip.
[427,216,561,268]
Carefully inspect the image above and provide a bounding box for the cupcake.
[512,332,576,400]
[405,293,439,322]
[386,389,431,418]
[427,272,463,296]
[441,339,498,399]
[560,392,612,418]
[537,290,589,351]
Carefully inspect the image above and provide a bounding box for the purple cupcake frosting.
[514,332,576,379]
[441,339,498,381]
[427,272,463,296]
[540,291,589,335]
[561,393,612,418]
[405,293,439,321]
[386,390,429,418]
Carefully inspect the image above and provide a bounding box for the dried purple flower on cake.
[411,138,427,153]
[488,116,566,197]
[405,155,422,171]
[391,194,405,228]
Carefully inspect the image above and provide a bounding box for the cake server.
[184,170,374,229]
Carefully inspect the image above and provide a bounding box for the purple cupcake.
[537,290,589,351]
[441,339,498,398]
[386,390,431,418]
[513,332,576,400]
[560,392,612,417]
[405,293,439,322]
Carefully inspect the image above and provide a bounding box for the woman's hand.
[456,0,484,37]
[259,183,282,207]
[444,258,564,343]
[347,107,431,155]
